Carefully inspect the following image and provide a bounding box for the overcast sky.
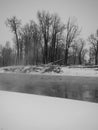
[0,0,98,46]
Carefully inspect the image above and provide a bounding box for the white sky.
[0,0,98,46]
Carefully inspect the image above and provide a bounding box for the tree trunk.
[96,41,98,65]
[15,31,20,65]
[78,54,82,65]
[73,54,76,65]
[51,34,56,62]
[44,38,48,64]
[95,54,97,65]
[64,48,68,65]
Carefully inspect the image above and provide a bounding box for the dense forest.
[0,10,98,67]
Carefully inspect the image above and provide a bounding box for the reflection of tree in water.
[94,89,98,102]
[43,84,98,103]
[71,86,98,103]
[82,85,91,102]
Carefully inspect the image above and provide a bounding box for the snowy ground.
[0,65,98,77]
[0,90,98,130]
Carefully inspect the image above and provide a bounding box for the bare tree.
[6,16,21,64]
[5,12,84,66]
[30,20,41,65]
[50,14,65,62]
[0,44,3,66]
[37,11,52,64]
[71,41,78,64]
[88,30,98,65]
[20,20,41,65]
[1,42,13,66]
[78,39,86,64]
[64,18,80,65]
[89,47,95,64]
[21,23,33,65]
[71,39,87,65]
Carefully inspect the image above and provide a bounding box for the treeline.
[0,10,98,67]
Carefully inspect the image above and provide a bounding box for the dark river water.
[0,73,98,103]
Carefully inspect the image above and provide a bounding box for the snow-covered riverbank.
[0,65,98,77]
[0,90,98,130]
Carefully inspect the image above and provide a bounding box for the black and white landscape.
[0,0,98,130]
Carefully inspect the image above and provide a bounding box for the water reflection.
[43,84,98,103]
[0,72,98,103]
[67,88,98,103]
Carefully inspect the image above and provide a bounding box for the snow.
[61,67,98,77]
[0,65,98,77]
[0,90,98,130]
